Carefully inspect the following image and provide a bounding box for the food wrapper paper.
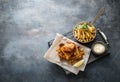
[44,33,91,75]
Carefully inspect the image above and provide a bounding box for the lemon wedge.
[73,59,84,67]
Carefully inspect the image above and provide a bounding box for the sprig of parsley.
[76,23,88,29]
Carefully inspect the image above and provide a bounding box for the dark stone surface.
[0,0,120,82]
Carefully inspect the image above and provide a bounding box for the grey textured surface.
[0,0,120,82]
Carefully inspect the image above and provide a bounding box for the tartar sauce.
[93,43,106,54]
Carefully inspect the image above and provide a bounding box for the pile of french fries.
[73,22,96,43]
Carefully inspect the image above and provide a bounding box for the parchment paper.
[44,33,91,75]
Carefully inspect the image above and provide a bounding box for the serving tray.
[48,30,110,64]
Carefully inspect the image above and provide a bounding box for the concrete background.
[0,0,120,82]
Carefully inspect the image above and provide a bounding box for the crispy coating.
[57,42,84,65]
[61,42,75,52]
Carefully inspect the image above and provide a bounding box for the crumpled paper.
[44,33,91,75]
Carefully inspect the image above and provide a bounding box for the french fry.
[73,22,96,43]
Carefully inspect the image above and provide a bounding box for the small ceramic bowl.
[91,41,107,56]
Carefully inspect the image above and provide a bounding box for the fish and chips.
[57,41,84,65]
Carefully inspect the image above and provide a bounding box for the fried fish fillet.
[57,41,84,65]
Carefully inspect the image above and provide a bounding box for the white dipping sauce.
[93,43,105,54]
